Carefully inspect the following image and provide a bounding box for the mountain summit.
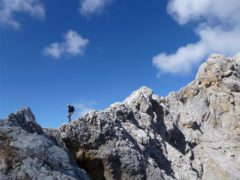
[1,54,240,180]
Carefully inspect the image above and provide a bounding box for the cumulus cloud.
[153,0,240,74]
[0,0,45,29]
[43,30,89,59]
[79,0,112,16]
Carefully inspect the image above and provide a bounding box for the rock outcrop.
[0,108,89,180]
[1,54,240,180]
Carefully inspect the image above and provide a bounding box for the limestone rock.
[1,54,240,180]
[0,108,89,180]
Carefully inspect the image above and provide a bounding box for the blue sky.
[0,0,239,127]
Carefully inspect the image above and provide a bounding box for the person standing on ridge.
[67,104,75,122]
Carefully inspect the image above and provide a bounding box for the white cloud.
[153,0,240,74]
[0,0,45,29]
[74,101,96,116]
[43,30,89,59]
[79,0,112,16]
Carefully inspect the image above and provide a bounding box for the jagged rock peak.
[195,54,240,91]
[124,86,153,103]
[14,107,36,122]
[1,54,240,180]
[6,107,44,135]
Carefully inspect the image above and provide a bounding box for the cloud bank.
[153,0,240,74]
[43,30,89,59]
[0,0,45,29]
[79,0,112,16]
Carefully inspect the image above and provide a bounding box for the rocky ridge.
[0,54,240,179]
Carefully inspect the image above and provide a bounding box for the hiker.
[67,104,75,122]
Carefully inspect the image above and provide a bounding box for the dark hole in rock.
[116,111,126,122]
[77,158,106,180]
[188,141,197,149]
[136,103,140,111]
[191,122,199,130]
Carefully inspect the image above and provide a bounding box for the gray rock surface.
[1,54,240,180]
[0,108,89,180]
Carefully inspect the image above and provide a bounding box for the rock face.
[0,108,89,180]
[1,54,240,180]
